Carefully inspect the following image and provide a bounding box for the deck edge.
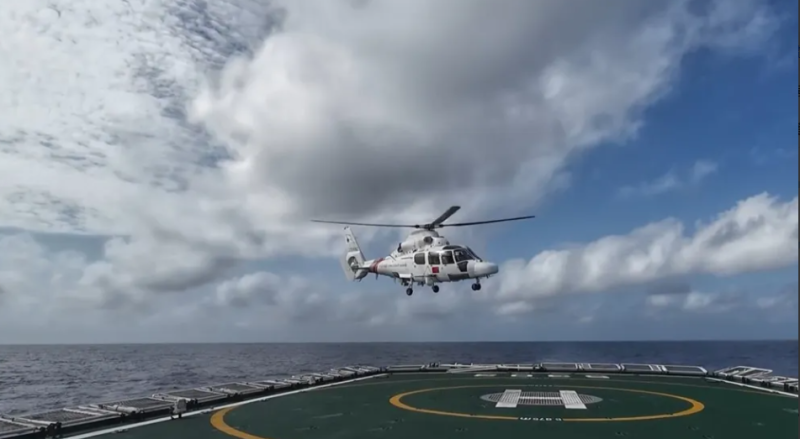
[2,361,796,439]
[67,373,387,439]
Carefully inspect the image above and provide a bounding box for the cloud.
[646,282,798,319]
[0,1,789,341]
[209,269,475,328]
[0,193,795,342]
[754,283,798,313]
[646,290,739,314]
[492,192,798,311]
[647,280,693,296]
[618,159,719,197]
[750,146,799,165]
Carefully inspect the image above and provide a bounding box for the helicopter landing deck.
[41,369,797,439]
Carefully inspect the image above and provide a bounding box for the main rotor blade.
[427,205,461,228]
[439,214,536,228]
[310,219,419,228]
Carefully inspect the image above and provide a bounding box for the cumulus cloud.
[0,193,795,341]
[492,193,798,312]
[209,270,473,329]
[0,0,790,341]
[645,282,798,320]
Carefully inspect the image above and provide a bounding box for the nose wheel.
[432,285,439,293]
[471,282,482,291]
[406,288,413,296]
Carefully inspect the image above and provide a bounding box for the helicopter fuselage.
[342,226,497,296]
[318,205,532,297]
[367,244,499,285]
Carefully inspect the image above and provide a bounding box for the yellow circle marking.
[389,384,704,422]
[210,377,732,437]
[211,406,271,439]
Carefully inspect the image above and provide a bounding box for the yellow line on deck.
[210,374,778,437]
[211,407,270,439]
[389,384,704,422]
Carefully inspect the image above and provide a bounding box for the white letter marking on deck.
[495,389,522,408]
[559,390,586,409]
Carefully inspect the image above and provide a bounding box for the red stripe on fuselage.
[369,258,384,273]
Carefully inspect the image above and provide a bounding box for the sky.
[0,0,797,344]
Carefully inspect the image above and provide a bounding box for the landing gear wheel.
[471,283,482,291]
[406,288,413,296]
[432,285,439,293]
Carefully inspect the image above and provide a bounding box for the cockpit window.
[441,251,454,265]
[466,247,481,261]
[453,249,473,262]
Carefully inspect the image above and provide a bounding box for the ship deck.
[2,363,797,439]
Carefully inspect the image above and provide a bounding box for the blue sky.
[0,0,796,343]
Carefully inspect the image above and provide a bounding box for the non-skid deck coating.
[89,373,798,439]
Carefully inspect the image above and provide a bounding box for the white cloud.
[208,269,473,329]
[493,193,798,310]
[0,0,789,341]
[645,283,797,321]
[690,160,719,182]
[618,159,719,197]
[647,291,731,313]
[0,191,794,342]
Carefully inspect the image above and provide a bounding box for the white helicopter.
[311,206,535,296]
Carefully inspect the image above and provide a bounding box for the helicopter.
[311,206,535,296]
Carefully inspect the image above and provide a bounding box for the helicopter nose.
[474,261,499,277]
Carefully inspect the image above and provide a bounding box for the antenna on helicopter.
[310,205,536,230]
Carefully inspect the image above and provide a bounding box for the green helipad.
[83,372,798,439]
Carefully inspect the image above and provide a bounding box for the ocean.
[0,340,796,416]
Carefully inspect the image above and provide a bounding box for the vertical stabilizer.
[341,227,368,281]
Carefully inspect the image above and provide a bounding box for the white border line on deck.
[707,377,798,398]
[69,374,387,439]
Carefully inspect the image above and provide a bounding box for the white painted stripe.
[559,390,586,409]
[495,389,522,408]
[69,374,386,439]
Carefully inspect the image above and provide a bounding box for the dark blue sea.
[0,341,796,416]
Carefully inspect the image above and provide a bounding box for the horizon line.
[1,338,797,346]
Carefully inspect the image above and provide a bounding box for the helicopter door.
[427,252,442,280]
[439,250,456,280]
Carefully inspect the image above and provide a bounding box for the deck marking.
[212,407,268,439]
[70,375,790,439]
[389,384,705,422]
[495,389,521,408]
[559,390,587,409]
[209,374,388,439]
[333,376,795,400]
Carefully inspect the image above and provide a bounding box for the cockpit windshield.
[466,247,482,261]
[452,248,474,262]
